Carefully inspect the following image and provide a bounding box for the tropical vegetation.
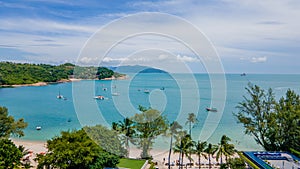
[0,62,122,85]
[0,106,28,168]
[36,128,121,169]
[234,83,300,152]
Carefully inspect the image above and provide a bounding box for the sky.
[0,0,300,73]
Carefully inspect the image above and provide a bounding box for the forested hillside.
[0,62,119,85]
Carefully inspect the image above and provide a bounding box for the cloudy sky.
[0,0,299,73]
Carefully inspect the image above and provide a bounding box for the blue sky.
[0,0,300,73]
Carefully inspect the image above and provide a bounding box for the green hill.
[0,62,119,85]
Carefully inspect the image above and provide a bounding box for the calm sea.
[1,73,299,151]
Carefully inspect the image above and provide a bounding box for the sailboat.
[57,90,63,99]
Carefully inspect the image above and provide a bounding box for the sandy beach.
[12,139,47,168]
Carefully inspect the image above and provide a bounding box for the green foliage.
[83,125,126,157]
[0,62,119,85]
[227,157,246,169]
[194,141,207,169]
[186,113,197,137]
[234,83,300,151]
[0,62,74,85]
[36,129,120,169]
[112,118,136,157]
[0,106,28,138]
[205,143,218,169]
[174,134,194,168]
[0,139,24,169]
[97,67,114,79]
[290,148,300,158]
[132,107,168,159]
[216,135,235,165]
[275,89,300,151]
[117,158,146,169]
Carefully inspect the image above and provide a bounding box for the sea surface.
[1,73,299,151]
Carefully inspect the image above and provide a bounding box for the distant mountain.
[109,65,167,73]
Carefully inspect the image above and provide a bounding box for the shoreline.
[0,75,128,88]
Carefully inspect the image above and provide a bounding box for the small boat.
[57,94,63,99]
[94,95,105,100]
[57,90,64,99]
[241,73,246,76]
[36,126,42,130]
[144,89,150,94]
[112,92,120,96]
[206,107,217,112]
[160,87,165,90]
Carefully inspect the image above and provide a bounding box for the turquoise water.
[1,73,300,151]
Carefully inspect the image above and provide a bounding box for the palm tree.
[174,134,194,169]
[185,113,197,137]
[173,130,187,169]
[112,117,136,157]
[216,135,235,164]
[166,121,182,169]
[205,143,218,169]
[194,141,207,169]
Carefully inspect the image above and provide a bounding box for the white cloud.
[250,56,267,63]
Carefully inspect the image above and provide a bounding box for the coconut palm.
[185,113,198,137]
[173,130,187,169]
[205,143,218,169]
[112,117,136,157]
[174,134,194,169]
[216,135,235,164]
[194,141,207,169]
[166,121,182,169]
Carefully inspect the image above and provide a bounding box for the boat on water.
[160,87,165,90]
[241,73,246,76]
[94,95,105,100]
[112,92,120,96]
[36,126,41,130]
[57,90,64,99]
[144,89,150,94]
[206,107,218,112]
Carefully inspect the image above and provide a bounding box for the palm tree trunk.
[178,150,181,169]
[198,154,201,169]
[168,136,173,169]
[220,152,223,165]
[181,152,184,169]
[125,137,129,157]
[208,155,211,169]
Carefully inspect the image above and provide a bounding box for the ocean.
[1,73,299,151]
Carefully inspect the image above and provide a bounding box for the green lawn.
[117,158,146,169]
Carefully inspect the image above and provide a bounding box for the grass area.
[117,158,146,169]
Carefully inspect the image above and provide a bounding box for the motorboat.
[94,95,105,100]
[206,107,217,112]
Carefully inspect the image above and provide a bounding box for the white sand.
[12,139,47,169]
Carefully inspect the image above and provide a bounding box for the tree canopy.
[36,128,120,169]
[132,106,168,159]
[234,83,300,151]
[83,125,126,157]
[0,106,28,138]
[0,139,24,169]
[0,62,120,85]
